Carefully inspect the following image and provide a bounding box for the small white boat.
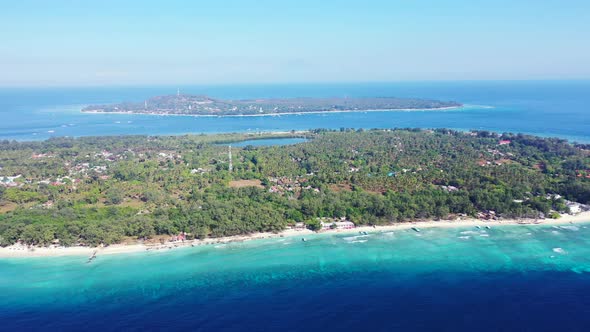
[412,227,421,232]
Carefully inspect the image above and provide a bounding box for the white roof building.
[320,221,355,230]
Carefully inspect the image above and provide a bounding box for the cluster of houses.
[477,147,515,167]
[157,152,182,162]
[267,176,319,194]
[544,194,589,215]
[487,147,513,158]
[1,147,192,195]
[478,159,510,167]
[93,150,120,161]
[0,174,80,189]
[190,168,208,175]
[288,218,356,232]
[37,176,81,187]
[170,232,187,242]
[3,150,123,192]
[0,175,22,188]
[31,153,54,159]
[38,159,110,187]
[440,185,459,192]
[474,140,518,167]
[69,162,107,176]
[26,148,155,188]
[566,201,589,214]
[477,210,498,220]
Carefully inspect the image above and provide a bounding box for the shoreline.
[2,211,589,258]
[80,105,464,118]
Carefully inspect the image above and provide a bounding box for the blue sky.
[1,0,589,86]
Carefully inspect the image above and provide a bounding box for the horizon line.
[1,78,590,89]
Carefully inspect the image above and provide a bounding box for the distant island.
[81,94,462,116]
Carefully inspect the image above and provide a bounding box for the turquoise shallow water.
[2,223,590,331]
[2,81,590,330]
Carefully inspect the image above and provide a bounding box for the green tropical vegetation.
[82,95,462,116]
[0,129,589,247]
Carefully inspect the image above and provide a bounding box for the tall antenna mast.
[228,145,233,172]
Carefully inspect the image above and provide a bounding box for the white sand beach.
[1,211,589,258]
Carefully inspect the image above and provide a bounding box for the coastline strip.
[80,105,464,118]
[1,211,589,258]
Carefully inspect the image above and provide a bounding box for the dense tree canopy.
[0,129,588,247]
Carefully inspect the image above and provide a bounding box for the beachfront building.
[566,201,589,214]
[320,219,355,230]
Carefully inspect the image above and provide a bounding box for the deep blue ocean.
[2,225,590,331]
[0,80,589,142]
[1,81,590,331]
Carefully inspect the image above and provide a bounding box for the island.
[1,128,589,254]
[81,94,462,116]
